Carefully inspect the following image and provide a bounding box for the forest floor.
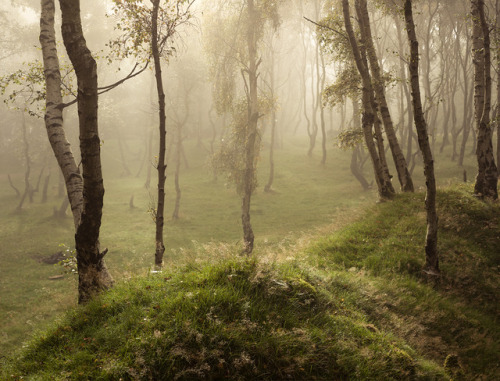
[1,184,498,380]
[1,137,495,379]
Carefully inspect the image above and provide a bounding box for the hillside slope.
[1,184,498,380]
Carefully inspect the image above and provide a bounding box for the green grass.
[1,183,498,379]
[1,135,496,379]
[0,136,377,358]
[1,259,446,380]
[305,185,500,379]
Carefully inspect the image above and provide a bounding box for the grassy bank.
[1,184,498,380]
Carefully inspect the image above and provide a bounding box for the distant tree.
[166,63,197,220]
[207,0,280,254]
[404,0,439,275]
[471,0,498,200]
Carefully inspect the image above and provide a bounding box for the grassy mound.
[1,260,443,380]
[2,184,498,380]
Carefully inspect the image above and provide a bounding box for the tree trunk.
[151,0,167,267]
[356,0,413,192]
[241,0,259,254]
[404,0,439,275]
[41,170,51,203]
[17,112,31,212]
[471,0,498,199]
[342,0,394,200]
[117,134,131,176]
[8,174,21,197]
[497,0,500,170]
[319,52,327,166]
[59,0,113,303]
[265,48,276,192]
[40,0,83,226]
[172,130,182,220]
[351,144,371,190]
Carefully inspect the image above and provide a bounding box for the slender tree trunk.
[241,0,259,254]
[319,52,327,165]
[151,0,167,266]
[458,82,472,166]
[42,170,51,203]
[350,99,371,190]
[8,174,21,197]
[30,166,45,203]
[342,0,394,199]
[472,0,498,199]
[356,0,413,192]
[208,107,218,181]
[17,112,31,211]
[404,0,439,275]
[172,132,182,220]
[458,27,473,166]
[59,0,113,303]
[117,134,131,176]
[265,49,276,192]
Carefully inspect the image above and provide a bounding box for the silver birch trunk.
[40,0,83,228]
[404,0,439,275]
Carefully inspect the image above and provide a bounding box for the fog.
[0,0,497,360]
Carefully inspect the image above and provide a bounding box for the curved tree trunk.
[59,0,113,303]
[342,0,394,200]
[40,0,83,227]
[151,0,167,267]
[404,0,439,275]
[356,0,413,192]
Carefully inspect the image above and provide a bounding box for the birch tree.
[355,0,414,192]
[404,0,439,275]
[341,0,395,199]
[471,0,498,200]
[58,0,114,303]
